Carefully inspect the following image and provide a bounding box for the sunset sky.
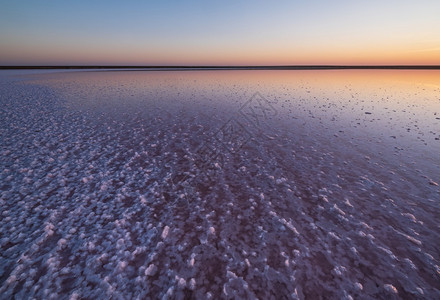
[1,0,439,66]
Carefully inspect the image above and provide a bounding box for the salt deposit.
[0,69,439,299]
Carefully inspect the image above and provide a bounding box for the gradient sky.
[1,0,439,65]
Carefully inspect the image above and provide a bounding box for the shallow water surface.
[0,70,439,299]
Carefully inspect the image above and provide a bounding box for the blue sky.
[1,0,439,65]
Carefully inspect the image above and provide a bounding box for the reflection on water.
[36,69,440,171]
[1,70,439,298]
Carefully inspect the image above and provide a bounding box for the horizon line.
[1,65,440,70]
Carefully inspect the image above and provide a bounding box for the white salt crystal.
[384,284,398,294]
[208,227,215,235]
[145,264,157,276]
[161,226,170,239]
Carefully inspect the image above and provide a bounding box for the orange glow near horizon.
[1,39,439,66]
[2,38,439,65]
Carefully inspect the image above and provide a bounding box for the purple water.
[1,70,439,299]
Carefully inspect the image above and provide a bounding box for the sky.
[0,0,439,66]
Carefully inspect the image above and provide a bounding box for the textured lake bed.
[0,70,439,299]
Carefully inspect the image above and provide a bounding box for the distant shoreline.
[1,65,440,70]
